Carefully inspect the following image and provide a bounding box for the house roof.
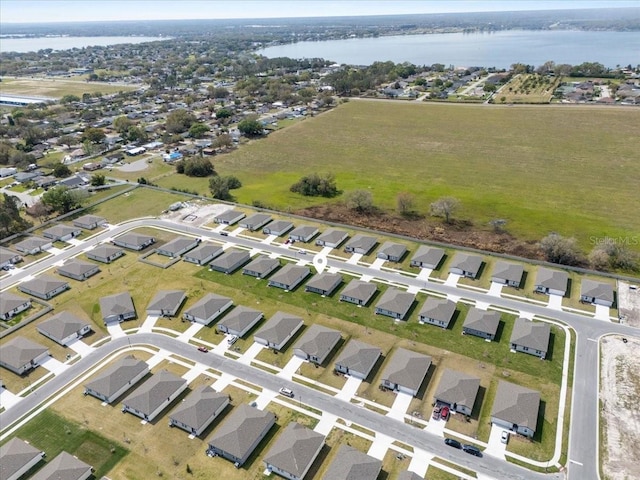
[398,471,423,480]
[254,312,303,345]
[434,368,480,408]
[418,298,456,323]
[207,404,275,459]
[169,386,228,431]
[491,381,540,430]
[99,291,135,318]
[381,348,431,392]
[241,213,271,228]
[159,236,197,254]
[450,252,483,274]
[0,292,30,316]
[375,288,414,316]
[184,293,232,319]
[263,422,324,478]
[334,340,381,375]
[344,234,377,253]
[321,444,381,480]
[0,437,43,480]
[57,258,98,277]
[289,225,317,238]
[73,214,106,226]
[492,261,524,283]
[535,267,568,291]
[243,255,280,275]
[411,245,445,267]
[293,324,341,359]
[269,264,310,287]
[0,246,20,263]
[218,306,262,332]
[378,241,407,258]
[122,370,186,415]
[462,308,501,335]
[31,451,91,480]
[114,232,154,247]
[19,275,68,296]
[265,220,293,233]
[0,336,48,370]
[88,244,123,259]
[147,290,186,313]
[580,279,614,303]
[340,280,377,303]
[84,355,148,398]
[316,228,348,245]
[184,243,222,261]
[37,311,89,341]
[510,318,550,352]
[42,224,79,238]
[15,236,50,250]
[210,250,250,270]
[305,272,342,292]
[215,209,245,223]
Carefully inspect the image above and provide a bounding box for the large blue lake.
[259,30,640,69]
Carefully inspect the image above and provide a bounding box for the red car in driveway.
[440,406,450,420]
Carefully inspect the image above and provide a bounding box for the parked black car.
[444,438,462,449]
[462,444,482,457]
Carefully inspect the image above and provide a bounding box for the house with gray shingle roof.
[156,236,200,258]
[214,209,246,225]
[263,422,324,480]
[243,255,280,279]
[462,308,501,341]
[315,228,348,248]
[305,272,342,296]
[339,279,377,306]
[344,234,377,255]
[0,437,45,480]
[121,370,187,421]
[377,241,407,262]
[418,298,456,328]
[334,340,381,380]
[580,279,614,307]
[293,324,341,365]
[374,287,414,320]
[491,261,524,288]
[86,244,124,264]
[263,220,294,236]
[84,355,149,403]
[209,249,250,274]
[183,243,223,266]
[216,306,263,337]
[288,225,318,243]
[433,368,480,416]
[534,267,568,296]
[0,292,31,321]
[0,246,21,268]
[169,386,229,436]
[268,264,310,291]
[0,336,50,375]
[183,293,233,325]
[398,471,423,480]
[42,224,81,242]
[491,381,540,438]
[99,291,136,324]
[380,348,431,397]
[321,444,381,480]
[449,252,483,279]
[410,246,445,269]
[510,318,551,359]
[207,404,276,467]
[57,258,100,281]
[73,214,106,230]
[112,232,155,251]
[14,236,52,255]
[239,213,272,231]
[146,290,186,317]
[18,275,69,300]
[37,311,91,346]
[254,312,303,351]
[30,451,92,480]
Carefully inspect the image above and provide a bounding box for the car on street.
[440,406,450,420]
[197,346,209,353]
[279,387,294,398]
[444,438,462,449]
[462,444,482,457]
[501,430,510,444]
[432,405,441,420]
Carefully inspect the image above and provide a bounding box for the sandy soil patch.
[116,159,149,172]
[617,281,640,327]
[600,334,640,480]
[159,199,231,227]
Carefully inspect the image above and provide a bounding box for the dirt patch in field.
[600,335,640,480]
[295,204,543,259]
[617,281,640,327]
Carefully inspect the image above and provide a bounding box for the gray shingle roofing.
[31,451,91,480]
[315,228,348,245]
[535,267,569,291]
[114,232,154,247]
[340,280,377,303]
[462,308,501,335]
[0,246,20,263]
[217,306,262,332]
[88,244,123,259]
[434,368,480,408]
[254,312,303,345]
[169,386,228,431]
[19,275,68,296]
[184,243,222,261]
[159,236,197,254]
[207,404,275,459]
[411,245,445,267]
[492,261,524,283]
[450,252,483,274]
[289,225,317,239]
[215,209,245,224]
[122,370,186,415]
[344,234,377,253]
[57,258,98,277]
[322,444,382,480]
[0,336,48,370]
[269,264,310,286]
[378,241,407,258]
[398,471,423,480]
[305,272,342,292]
[241,213,271,229]
[147,290,186,313]
[0,292,30,316]
[184,293,232,319]
[264,220,293,234]
[375,288,414,315]
[42,224,79,239]
[293,324,341,358]
[99,291,135,318]
[243,255,280,275]
[580,279,614,303]
[418,298,456,323]
[15,236,50,250]
[335,340,381,374]
[0,437,43,480]
[381,348,431,392]
[510,318,550,352]
[37,311,89,340]
[210,249,250,269]
[73,214,106,227]
[491,381,540,430]
[84,355,148,398]
[263,422,324,478]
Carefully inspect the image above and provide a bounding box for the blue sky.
[1,0,638,24]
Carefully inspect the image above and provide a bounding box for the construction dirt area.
[617,281,640,327]
[158,199,231,228]
[600,334,640,480]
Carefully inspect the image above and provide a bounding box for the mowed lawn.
[0,77,137,98]
[216,101,640,251]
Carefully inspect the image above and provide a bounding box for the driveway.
[425,416,447,436]
[594,304,611,321]
[314,411,338,435]
[39,356,69,375]
[0,387,21,411]
[367,432,393,460]
[66,338,94,356]
[387,391,413,421]
[548,295,563,310]
[238,342,264,365]
[488,282,504,296]
[277,355,305,380]
[138,315,158,333]
[485,424,508,459]
[335,375,362,401]
[106,323,125,338]
[177,322,205,341]
[408,447,433,478]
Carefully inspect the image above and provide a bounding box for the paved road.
[3,217,637,480]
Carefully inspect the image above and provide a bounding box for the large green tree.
[41,186,84,214]
[0,193,32,238]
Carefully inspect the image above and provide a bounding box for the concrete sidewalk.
[367,432,393,460]
[314,411,338,436]
[407,447,432,478]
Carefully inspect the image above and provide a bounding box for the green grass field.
[214,101,639,252]
[0,77,137,99]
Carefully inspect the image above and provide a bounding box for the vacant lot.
[216,101,639,252]
[498,74,561,103]
[0,77,137,98]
